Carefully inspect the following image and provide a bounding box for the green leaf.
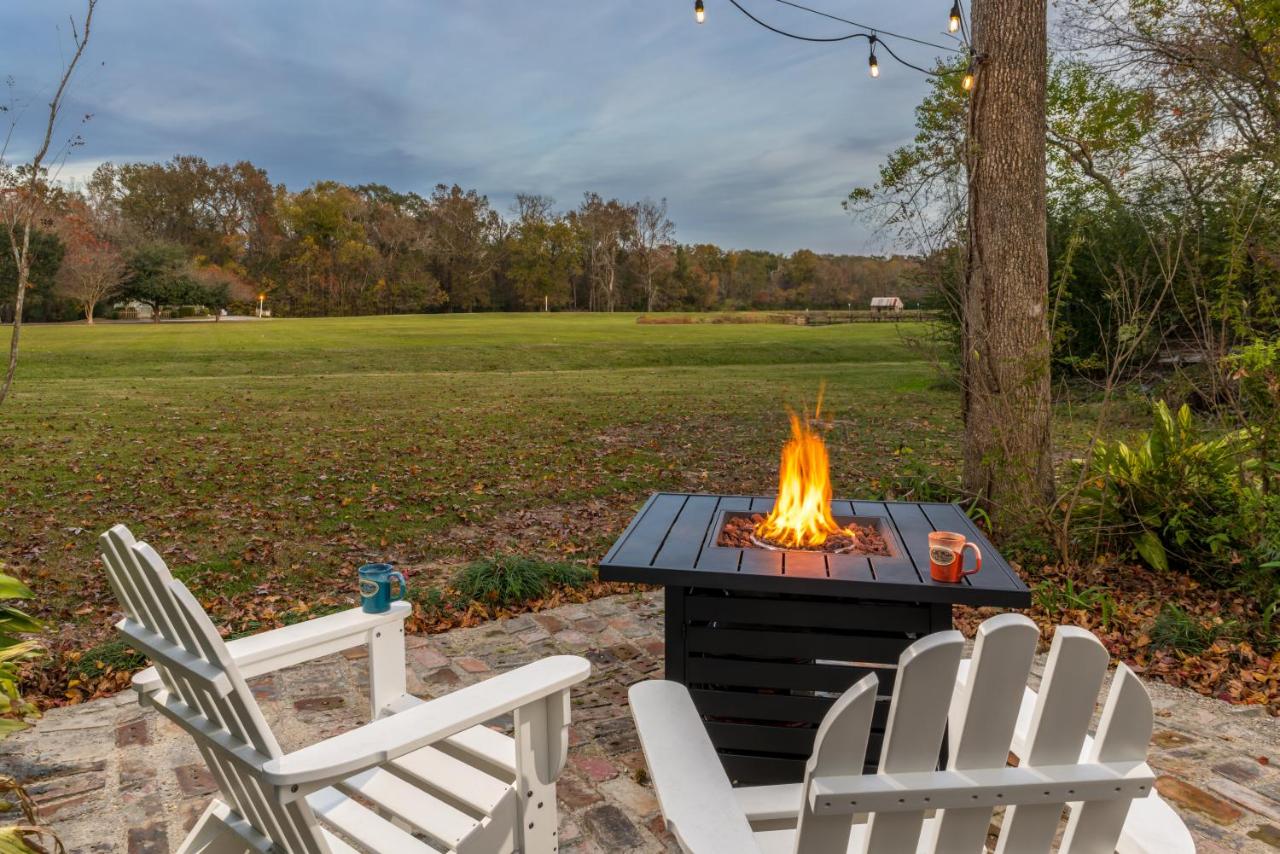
[1133,530,1169,572]
[0,576,33,602]
[0,718,29,737]
[0,609,41,634]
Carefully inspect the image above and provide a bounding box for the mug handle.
[961,542,982,576]
[389,571,408,601]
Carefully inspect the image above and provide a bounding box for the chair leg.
[177,800,273,854]
[514,691,571,854]
[367,623,408,717]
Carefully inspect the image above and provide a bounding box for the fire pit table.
[599,492,1030,784]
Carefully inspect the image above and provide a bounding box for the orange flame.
[754,391,853,549]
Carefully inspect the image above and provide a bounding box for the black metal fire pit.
[599,492,1030,785]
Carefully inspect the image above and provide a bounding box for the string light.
[699,0,977,84]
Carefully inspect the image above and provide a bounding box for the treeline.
[1,155,924,321]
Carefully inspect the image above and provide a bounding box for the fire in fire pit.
[716,391,892,557]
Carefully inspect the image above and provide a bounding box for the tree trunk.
[0,228,33,407]
[85,302,95,324]
[962,0,1054,534]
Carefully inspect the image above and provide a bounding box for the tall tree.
[0,0,97,406]
[56,203,125,323]
[425,184,503,311]
[630,198,675,311]
[574,193,633,312]
[962,0,1055,530]
[507,194,578,310]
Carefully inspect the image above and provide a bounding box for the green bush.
[452,556,594,609]
[1076,401,1254,582]
[1227,339,1280,490]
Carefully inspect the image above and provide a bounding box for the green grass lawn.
[1,313,1089,692]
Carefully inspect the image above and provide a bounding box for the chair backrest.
[792,614,1154,854]
[100,525,332,853]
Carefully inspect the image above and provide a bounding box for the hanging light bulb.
[949,1,961,33]
[695,0,705,24]
[962,68,974,90]
[868,37,880,78]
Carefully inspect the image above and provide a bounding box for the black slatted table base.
[600,493,1030,785]
[674,587,947,781]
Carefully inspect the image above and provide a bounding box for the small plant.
[885,450,963,504]
[1149,603,1236,654]
[0,774,65,853]
[1032,578,1117,629]
[66,638,148,682]
[0,568,42,735]
[452,556,594,609]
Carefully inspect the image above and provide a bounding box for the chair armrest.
[629,680,759,854]
[132,601,411,695]
[262,654,590,788]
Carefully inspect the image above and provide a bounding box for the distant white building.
[870,296,904,313]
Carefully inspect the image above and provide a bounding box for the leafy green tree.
[425,184,503,311]
[119,242,201,320]
[0,227,66,323]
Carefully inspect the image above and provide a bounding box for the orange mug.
[928,531,982,583]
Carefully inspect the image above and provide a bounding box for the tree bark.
[962,0,1054,533]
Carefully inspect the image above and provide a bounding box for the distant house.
[870,296,904,313]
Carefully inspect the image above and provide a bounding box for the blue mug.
[359,563,407,613]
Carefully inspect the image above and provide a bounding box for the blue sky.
[1,1,959,254]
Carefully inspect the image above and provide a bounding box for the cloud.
[1,0,955,254]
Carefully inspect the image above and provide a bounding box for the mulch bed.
[716,513,892,555]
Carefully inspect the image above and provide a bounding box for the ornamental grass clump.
[452,556,594,609]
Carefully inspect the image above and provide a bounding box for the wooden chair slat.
[1060,665,1154,853]
[994,627,1109,854]
[793,673,879,854]
[861,630,963,854]
[925,614,1039,854]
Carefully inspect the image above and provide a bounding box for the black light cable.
[705,0,976,85]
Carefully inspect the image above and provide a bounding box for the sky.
[0,1,961,254]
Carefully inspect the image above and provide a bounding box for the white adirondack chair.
[100,524,591,854]
[630,613,1194,854]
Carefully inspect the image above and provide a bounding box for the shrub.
[1076,401,1254,582]
[1227,339,1280,491]
[452,556,594,609]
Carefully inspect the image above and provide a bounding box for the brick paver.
[3,591,1278,851]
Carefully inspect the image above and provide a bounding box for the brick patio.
[4,591,1279,852]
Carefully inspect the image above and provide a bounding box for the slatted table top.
[599,493,1030,608]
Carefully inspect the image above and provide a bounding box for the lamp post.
[257,293,265,318]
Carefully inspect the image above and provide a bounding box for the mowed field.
[3,313,986,685]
